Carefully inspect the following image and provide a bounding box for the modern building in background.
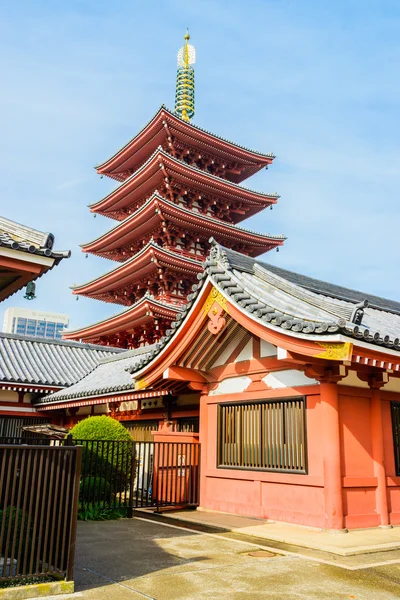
[3,307,69,340]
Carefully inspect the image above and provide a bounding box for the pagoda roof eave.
[72,241,203,296]
[95,106,275,179]
[63,296,182,342]
[89,148,279,215]
[81,193,286,257]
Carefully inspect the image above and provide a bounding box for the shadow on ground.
[74,516,400,600]
[75,517,205,592]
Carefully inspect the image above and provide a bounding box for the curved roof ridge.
[0,331,122,352]
[210,244,349,324]
[73,239,202,291]
[95,105,275,171]
[89,147,279,210]
[219,245,400,317]
[63,294,183,337]
[83,192,285,251]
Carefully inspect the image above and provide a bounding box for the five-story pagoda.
[64,32,285,348]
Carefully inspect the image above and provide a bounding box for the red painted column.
[370,384,390,527]
[320,380,345,531]
[199,391,208,508]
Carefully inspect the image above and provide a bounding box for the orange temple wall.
[198,385,400,530]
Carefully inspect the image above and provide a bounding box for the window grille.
[177,417,199,433]
[124,420,159,442]
[218,398,307,473]
[391,402,400,476]
[0,416,50,438]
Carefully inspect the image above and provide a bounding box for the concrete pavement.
[66,517,400,600]
[140,508,400,556]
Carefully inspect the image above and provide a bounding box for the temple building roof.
[82,193,285,261]
[0,215,71,301]
[35,345,154,406]
[223,251,400,315]
[0,332,122,391]
[128,242,400,375]
[89,148,279,221]
[95,106,275,184]
[39,243,400,409]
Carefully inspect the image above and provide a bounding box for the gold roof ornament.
[175,29,196,122]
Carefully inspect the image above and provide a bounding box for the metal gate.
[1,438,200,516]
[75,439,200,514]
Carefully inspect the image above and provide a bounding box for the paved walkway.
[143,508,400,556]
[26,516,400,600]
[68,518,400,600]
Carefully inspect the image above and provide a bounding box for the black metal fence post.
[127,443,136,519]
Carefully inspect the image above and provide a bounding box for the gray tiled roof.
[0,333,123,387]
[35,345,155,404]
[226,251,400,315]
[0,215,70,260]
[126,242,400,374]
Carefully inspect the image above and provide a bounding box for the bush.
[80,476,112,504]
[70,415,133,442]
[71,416,133,498]
[77,502,125,522]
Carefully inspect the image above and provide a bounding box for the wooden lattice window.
[217,398,307,473]
[0,416,49,439]
[124,420,159,442]
[391,402,400,476]
[176,418,199,433]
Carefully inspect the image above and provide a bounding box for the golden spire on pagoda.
[175,29,196,122]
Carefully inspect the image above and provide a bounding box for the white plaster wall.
[0,390,19,402]
[209,376,252,396]
[339,370,400,393]
[260,339,277,358]
[236,339,253,362]
[120,401,138,412]
[211,338,239,367]
[263,370,317,389]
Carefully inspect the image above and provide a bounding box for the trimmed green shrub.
[80,476,112,503]
[72,416,133,501]
[70,415,133,442]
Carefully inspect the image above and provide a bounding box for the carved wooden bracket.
[304,364,347,383]
[109,402,121,418]
[357,371,389,389]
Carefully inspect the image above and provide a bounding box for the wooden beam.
[163,366,211,383]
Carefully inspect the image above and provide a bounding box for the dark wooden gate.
[0,443,81,583]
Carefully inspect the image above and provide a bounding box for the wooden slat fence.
[0,444,81,583]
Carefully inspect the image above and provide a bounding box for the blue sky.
[1,0,399,331]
